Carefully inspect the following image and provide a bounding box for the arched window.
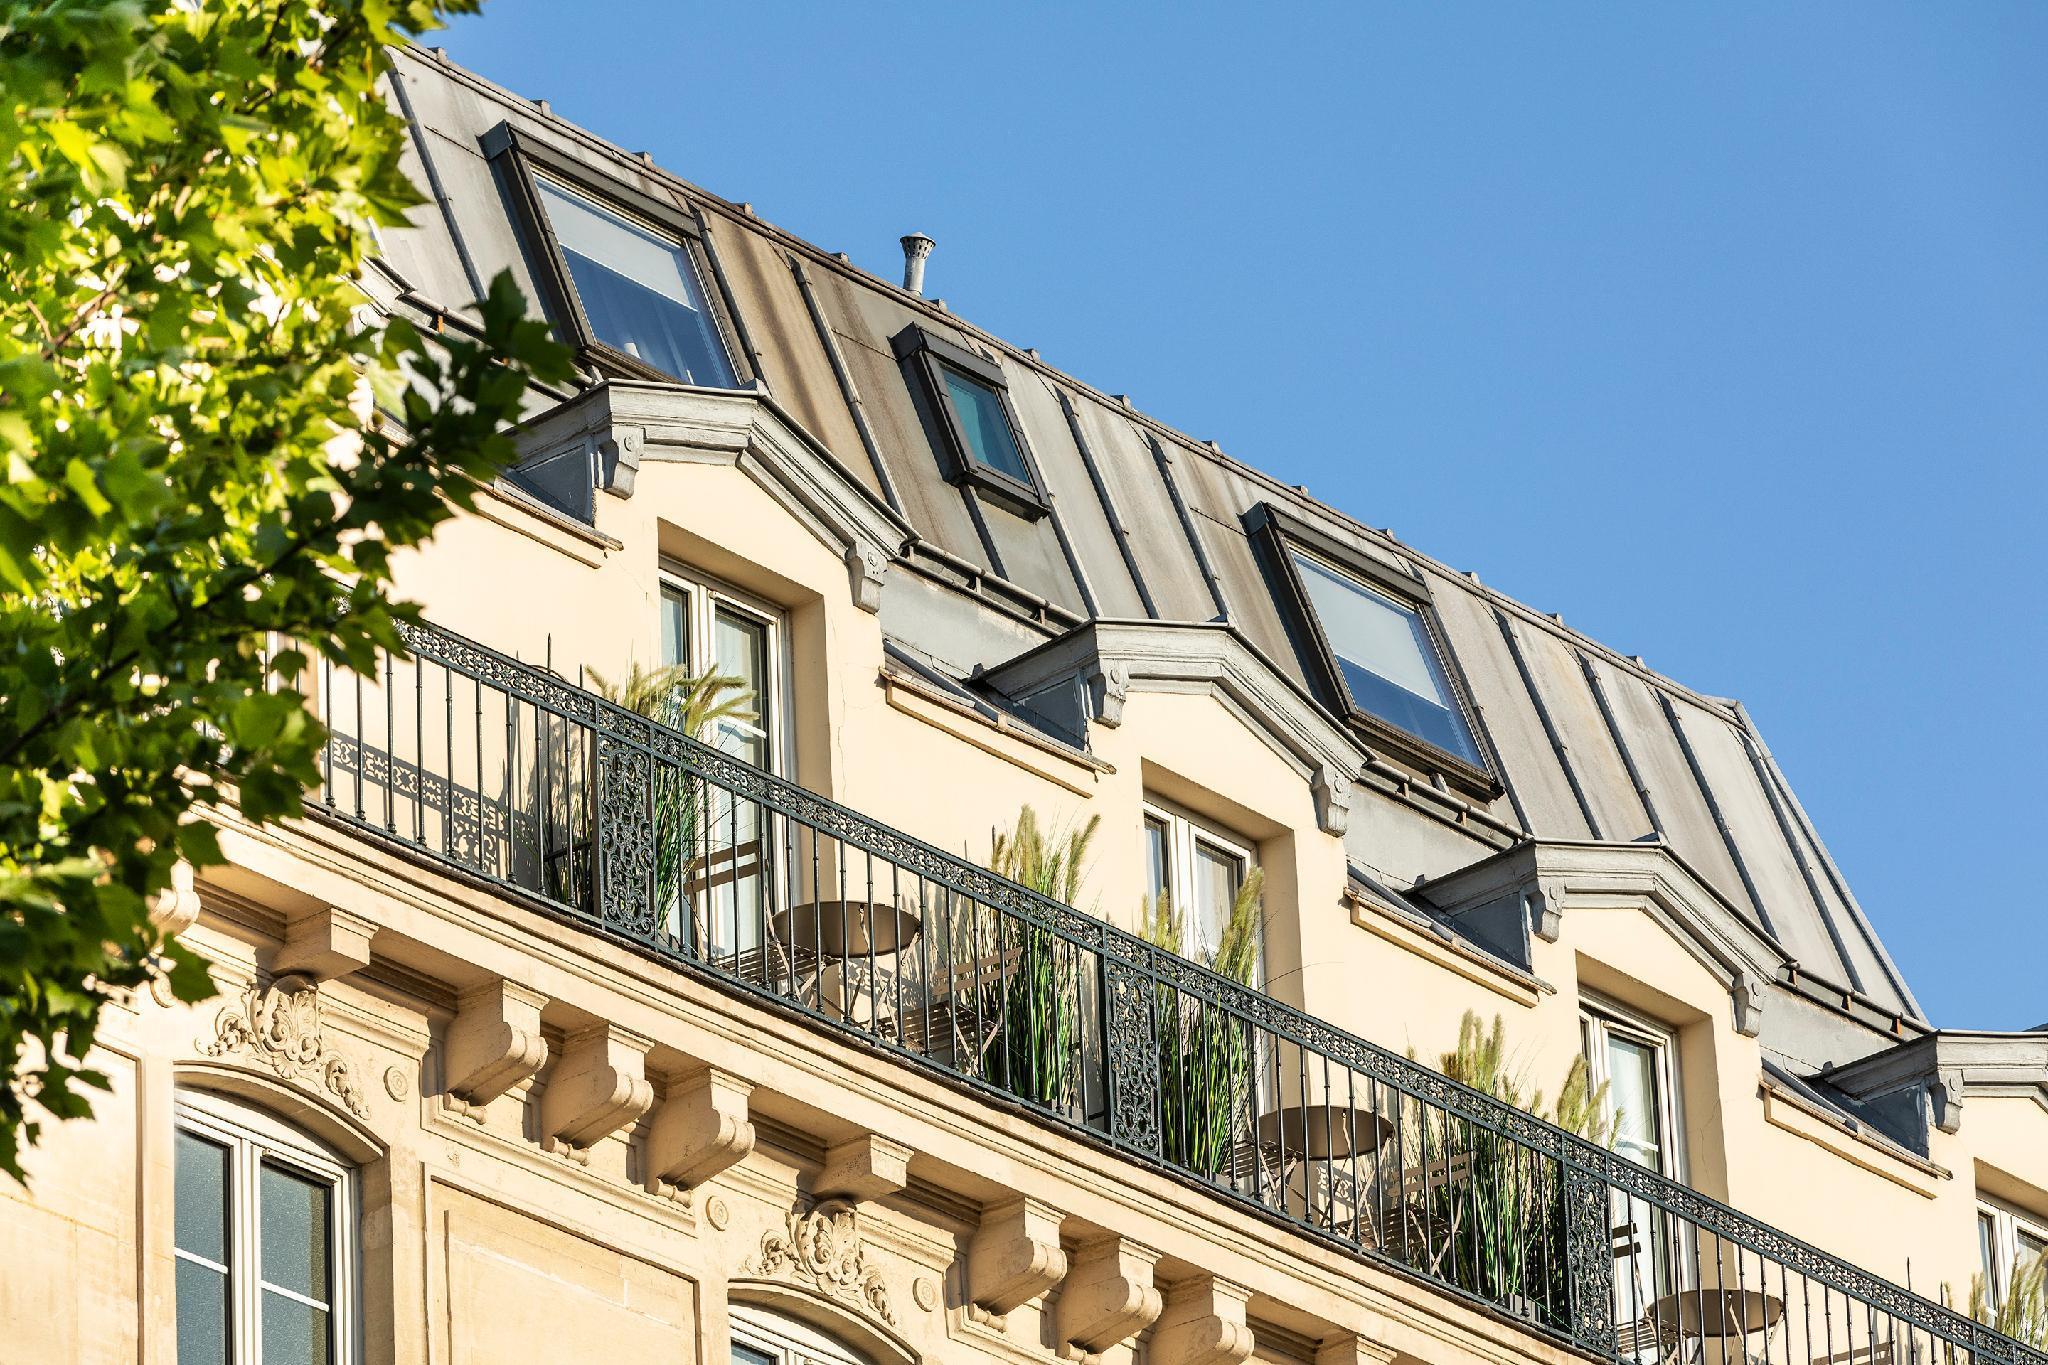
[174,1091,358,1365]
[731,1305,875,1365]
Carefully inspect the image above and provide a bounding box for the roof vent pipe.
[900,233,935,295]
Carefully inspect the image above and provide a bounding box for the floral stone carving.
[742,1198,896,1326]
[200,976,368,1117]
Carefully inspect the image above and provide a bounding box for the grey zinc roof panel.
[1428,586,1589,838]
[1591,657,1756,917]
[1164,450,1300,660]
[1070,404,1215,622]
[1513,623,1659,842]
[701,214,880,495]
[1002,375,1149,618]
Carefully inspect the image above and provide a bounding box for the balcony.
[312,617,2042,1365]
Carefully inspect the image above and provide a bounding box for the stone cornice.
[1826,1031,2048,1135]
[511,381,913,613]
[979,619,1363,836]
[1416,836,1794,1038]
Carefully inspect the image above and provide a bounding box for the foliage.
[1392,1011,1613,1321]
[586,662,754,942]
[0,0,571,1183]
[975,805,1097,1111]
[1140,867,1264,1176]
[1971,1252,2048,1350]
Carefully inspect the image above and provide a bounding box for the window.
[1583,1005,1684,1327]
[659,565,784,958]
[731,1305,872,1365]
[1250,505,1491,789]
[891,325,1047,518]
[1980,1200,2048,1308]
[484,124,742,387]
[175,1095,356,1365]
[1289,550,1479,766]
[1142,802,1259,981]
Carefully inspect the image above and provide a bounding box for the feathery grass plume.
[1391,1010,1614,1325]
[976,806,1098,1112]
[587,660,756,737]
[1971,1251,2048,1349]
[1139,866,1266,1177]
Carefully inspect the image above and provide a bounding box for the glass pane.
[1289,552,1480,764]
[1142,816,1170,911]
[1604,1033,1665,1172]
[175,1132,230,1265]
[659,583,691,670]
[1191,840,1243,962]
[1982,1211,2001,1286]
[176,1256,230,1365]
[709,605,771,956]
[535,177,735,387]
[2021,1226,2048,1267]
[259,1162,331,1303]
[940,366,1032,483]
[262,1288,331,1365]
[732,1344,778,1365]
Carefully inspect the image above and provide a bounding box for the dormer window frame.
[481,122,752,389]
[891,324,1049,520]
[1249,503,1500,798]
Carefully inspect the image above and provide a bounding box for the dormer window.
[1250,504,1493,792]
[533,177,735,386]
[483,123,746,388]
[1288,549,1480,766]
[892,325,1048,519]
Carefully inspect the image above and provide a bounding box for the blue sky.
[441,2,2048,1031]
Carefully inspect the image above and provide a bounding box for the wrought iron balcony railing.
[314,619,2043,1365]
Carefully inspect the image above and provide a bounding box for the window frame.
[1142,798,1261,982]
[1581,999,1689,1319]
[890,324,1049,520]
[174,1091,359,1365]
[481,122,751,388]
[1980,1198,2048,1307]
[731,1304,874,1365]
[657,561,790,777]
[1248,503,1498,797]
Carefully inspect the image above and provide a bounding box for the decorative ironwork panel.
[595,733,658,936]
[1103,958,1162,1155]
[1563,1164,1615,1353]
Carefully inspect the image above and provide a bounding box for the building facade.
[7,44,2046,1365]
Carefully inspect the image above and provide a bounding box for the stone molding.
[511,382,910,615]
[980,620,1362,835]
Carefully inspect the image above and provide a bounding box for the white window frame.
[1582,999,1689,1322]
[1980,1199,2048,1306]
[174,1091,359,1365]
[657,561,789,774]
[731,1304,873,1365]
[1141,798,1260,979]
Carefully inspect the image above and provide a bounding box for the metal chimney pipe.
[900,233,935,295]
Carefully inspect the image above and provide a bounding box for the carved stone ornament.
[742,1198,896,1326]
[200,976,368,1118]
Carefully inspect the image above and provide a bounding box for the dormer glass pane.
[939,365,1031,483]
[1290,550,1480,765]
[535,176,735,387]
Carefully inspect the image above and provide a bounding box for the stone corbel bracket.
[643,1067,755,1203]
[442,979,549,1121]
[816,1133,913,1204]
[274,906,376,983]
[965,1196,1067,1330]
[1150,1274,1254,1365]
[540,1023,654,1159]
[981,620,1364,836]
[510,382,911,615]
[1054,1234,1161,1363]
